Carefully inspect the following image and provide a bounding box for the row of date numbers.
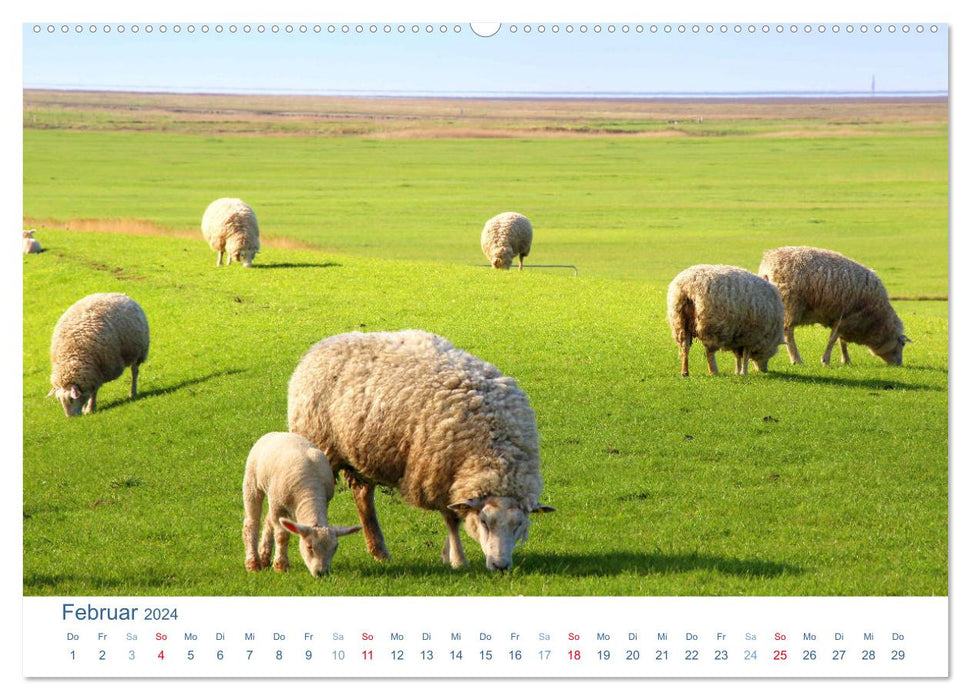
[71,647,907,663]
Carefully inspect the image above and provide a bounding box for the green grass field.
[22,111,948,596]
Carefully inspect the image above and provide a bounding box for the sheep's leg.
[350,479,391,562]
[705,347,719,376]
[733,351,743,375]
[441,511,469,568]
[821,325,841,366]
[518,254,525,271]
[258,515,275,569]
[741,348,750,376]
[242,520,262,572]
[784,327,802,364]
[82,390,97,414]
[242,488,264,571]
[130,363,139,398]
[679,338,691,377]
[272,522,291,572]
[839,338,851,365]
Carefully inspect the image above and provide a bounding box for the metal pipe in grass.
[475,264,578,276]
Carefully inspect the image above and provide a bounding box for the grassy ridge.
[22,228,947,596]
[23,130,948,292]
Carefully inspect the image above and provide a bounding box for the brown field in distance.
[23,89,947,138]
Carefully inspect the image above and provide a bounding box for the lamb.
[48,293,150,417]
[23,229,42,254]
[758,246,910,366]
[242,432,362,576]
[481,212,533,270]
[201,197,260,267]
[287,330,554,572]
[666,264,784,377]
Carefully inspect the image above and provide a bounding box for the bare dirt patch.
[23,216,321,252]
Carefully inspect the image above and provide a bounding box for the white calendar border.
[7,0,964,696]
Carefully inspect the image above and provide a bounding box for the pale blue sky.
[22,22,948,96]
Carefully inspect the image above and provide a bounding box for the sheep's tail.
[668,287,696,344]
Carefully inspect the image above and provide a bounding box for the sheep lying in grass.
[287,330,554,572]
[481,212,533,270]
[201,197,260,267]
[243,432,362,576]
[49,293,150,416]
[667,264,784,377]
[23,229,42,254]
[758,246,910,366]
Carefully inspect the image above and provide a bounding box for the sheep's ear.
[47,387,56,398]
[901,335,913,344]
[531,504,555,514]
[69,385,81,400]
[332,524,362,538]
[448,498,485,515]
[279,518,311,536]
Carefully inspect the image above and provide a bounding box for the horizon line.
[23,85,949,100]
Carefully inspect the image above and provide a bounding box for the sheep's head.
[228,245,259,267]
[48,384,89,417]
[279,518,361,576]
[752,343,781,373]
[23,229,36,239]
[449,496,554,572]
[491,253,512,270]
[872,334,911,366]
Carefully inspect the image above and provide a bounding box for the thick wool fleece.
[758,246,905,354]
[287,330,543,512]
[480,212,533,269]
[667,264,784,364]
[201,197,260,263]
[50,293,150,394]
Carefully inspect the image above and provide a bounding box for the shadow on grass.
[518,550,800,579]
[765,372,942,392]
[99,368,245,411]
[23,572,186,591]
[341,549,801,579]
[255,262,341,270]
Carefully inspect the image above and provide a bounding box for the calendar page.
[18,2,954,690]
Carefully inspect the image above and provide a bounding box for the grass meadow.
[22,98,948,596]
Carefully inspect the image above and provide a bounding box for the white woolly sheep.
[667,264,784,377]
[201,197,260,267]
[49,293,150,417]
[758,246,910,366]
[481,212,533,270]
[287,330,554,572]
[243,432,362,576]
[23,229,42,254]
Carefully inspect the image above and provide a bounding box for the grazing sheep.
[23,229,42,254]
[201,197,260,267]
[667,264,784,377]
[49,293,150,417]
[287,330,554,572]
[243,432,362,576]
[481,212,533,270]
[758,246,910,366]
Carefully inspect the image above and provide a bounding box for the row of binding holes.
[34,24,939,35]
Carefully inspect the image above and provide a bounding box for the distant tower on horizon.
[871,74,876,95]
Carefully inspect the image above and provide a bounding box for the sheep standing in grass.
[758,246,910,366]
[667,264,784,377]
[201,197,260,267]
[23,229,42,254]
[243,432,361,576]
[49,293,149,416]
[481,212,532,270]
[287,330,554,572]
